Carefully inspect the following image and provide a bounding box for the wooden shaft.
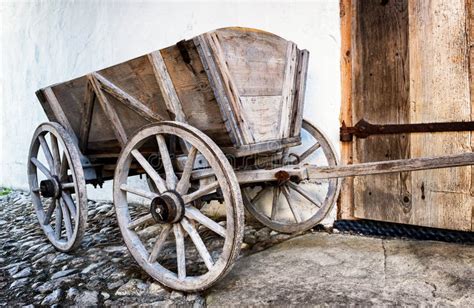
[232,152,474,184]
[307,152,474,180]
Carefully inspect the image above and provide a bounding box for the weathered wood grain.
[307,152,474,180]
[88,74,128,146]
[338,0,354,220]
[408,0,472,230]
[466,0,474,231]
[79,80,95,153]
[147,51,185,122]
[352,0,412,224]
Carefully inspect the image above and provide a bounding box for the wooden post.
[338,0,354,219]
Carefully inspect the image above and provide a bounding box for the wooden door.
[340,0,473,231]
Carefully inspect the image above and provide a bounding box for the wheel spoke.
[60,200,73,240]
[148,224,172,263]
[31,157,53,178]
[173,224,186,280]
[181,217,214,270]
[288,182,322,208]
[38,135,55,173]
[54,205,62,240]
[298,142,321,164]
[128,214,153,230]
[271,187,279,220]
[50,134,61,174]
[176,146,198,194]
[59,155,69,182]
[251,187,266,204]
[156,134,178,189]
[281,185,302,223]
[120,184,159,200]
[43,198,57,225]
[61,192,77,218]
[131,149,167,194]
[185,206,226,238]
[182,181,219,204]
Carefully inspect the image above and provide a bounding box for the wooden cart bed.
[35,27,309,158]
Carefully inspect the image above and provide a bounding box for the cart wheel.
[242,119,340,233]
[27,122,88,252]
[113,122,244,292]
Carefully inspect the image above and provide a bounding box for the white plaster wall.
[0,0,341,214]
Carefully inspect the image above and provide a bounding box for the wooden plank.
[307,152,474,180]
[147,51,186,122]
[92,72,163,123]
[467,0,474,231]
[194,35,243,146]
[352,0,411,224]
[339,0,354,220]
[41,87,78,144]
[291,49,309,137]
[279,42,298,138]
[206,32,255,144]
[221,136,301,158]
[240,96,282,141]
[88,74,128,146]
[162,39,233,147]
[408,0,472,231]
[79,80,95,153]
[213,28,288,96]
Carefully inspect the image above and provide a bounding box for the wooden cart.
[28,27,474,291]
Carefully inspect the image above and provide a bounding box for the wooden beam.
[42,87,78,144]
[92,72,163,123]
[291,49,309,137]
[147,51,186,122]
[88,74,128,146]
[194,35,243,147]
[279,42,298,138]
[206,32,255,144]
[339,0,354,220]
[79,80,95,153]
[307,152,474,180]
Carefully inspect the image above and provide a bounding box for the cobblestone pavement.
[0,190,303,306]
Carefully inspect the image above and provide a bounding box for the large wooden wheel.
[113,122,244,292]
[27,122,88,252]
[242,119,340,233]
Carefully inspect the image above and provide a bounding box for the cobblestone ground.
[0,190,306,306]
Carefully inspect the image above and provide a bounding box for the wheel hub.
[150,190,185,224]
[39,177,61,198]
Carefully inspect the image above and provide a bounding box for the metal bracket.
[340,119,474,142]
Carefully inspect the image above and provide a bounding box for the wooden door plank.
[352,0,411,223]
[408,0,472,231]
[339,0,355,220]
[466,0,474,231]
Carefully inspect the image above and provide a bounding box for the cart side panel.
[203,28,305,146]
[49,76,89,138]
[98,55,171,121]
[160,41,233,147]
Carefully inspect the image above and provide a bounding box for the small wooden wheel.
[243,119,340,233]
[27,122,88,252]
[113,122,244,292]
